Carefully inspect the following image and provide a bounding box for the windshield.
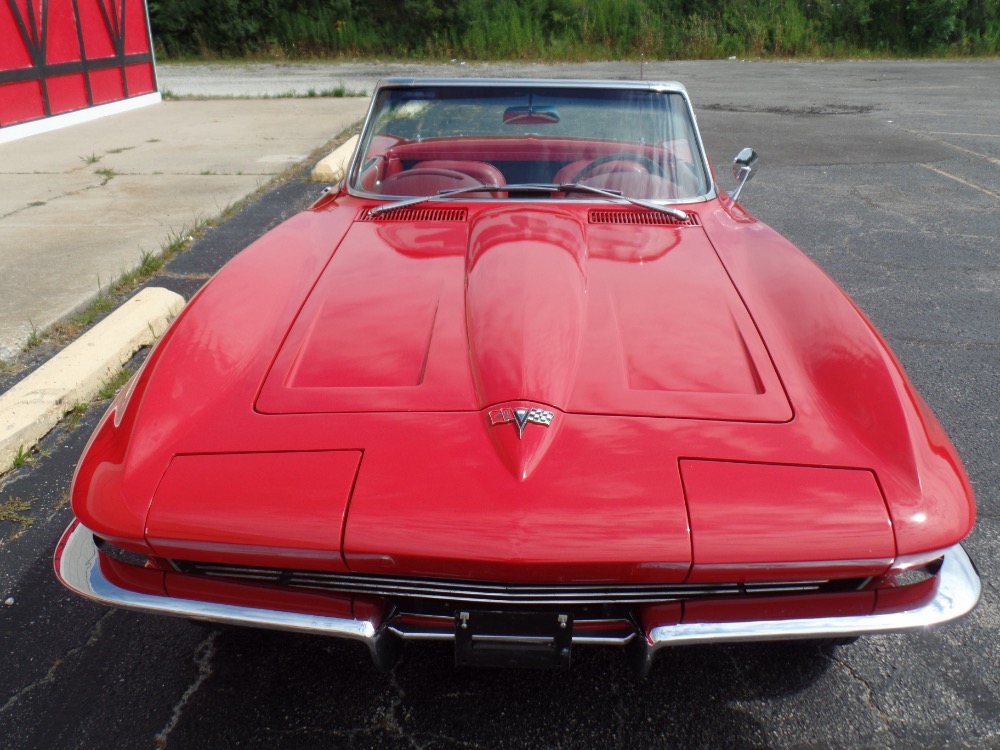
[349,84,711,203]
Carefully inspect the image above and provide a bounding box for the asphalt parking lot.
[1,60,998,748]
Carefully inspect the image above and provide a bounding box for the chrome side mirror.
[730,147,759,201]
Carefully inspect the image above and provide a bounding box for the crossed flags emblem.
[488,407,555,439]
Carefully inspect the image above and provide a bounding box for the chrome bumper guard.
[55,521,981,674]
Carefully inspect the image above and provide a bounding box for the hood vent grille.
[589,209,700,227]
[359,207,468,222]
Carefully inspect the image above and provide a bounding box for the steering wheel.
[570,153,664,182]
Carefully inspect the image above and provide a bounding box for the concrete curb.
[0,287,185,475]
[310,134,359,182]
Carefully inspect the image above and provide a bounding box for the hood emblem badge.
[489,407,554,439]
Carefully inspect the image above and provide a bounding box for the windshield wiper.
[547,183,689,221]
[367,183,508,216]
[368,182,688,221]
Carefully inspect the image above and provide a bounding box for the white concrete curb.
[310,134,359,183]
[0,287,185,475]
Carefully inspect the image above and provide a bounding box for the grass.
[81,153,101,164]
[28,200,45,207]
[53,490,71,510]
[22,322,42,352]
[99,366,133,400]
[320,85,358,98]
[12,446,35,469]
[270,87,369,99]
[159,86,367,101]
[137,248,166,276]
[94,167,119,181]
[0,497,33,526]
[107,146,135,154]
[65,402,89,432]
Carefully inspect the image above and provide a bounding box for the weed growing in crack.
[0,497,34,526]
[139,249,165,275]
[53,490,72,510]
[12,446,35,469]
[66,402,89,432]
[23,322,42,351]
[160,87,366,101]
[0,358,24,375]
[99,366,133,400]
[320,84,365,97]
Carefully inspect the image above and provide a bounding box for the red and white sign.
[0,0,158,140]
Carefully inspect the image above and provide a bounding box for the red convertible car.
[56,79,979,674]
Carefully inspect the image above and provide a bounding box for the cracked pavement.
[1,60,999,748]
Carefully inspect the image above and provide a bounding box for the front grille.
[172,561,831,606]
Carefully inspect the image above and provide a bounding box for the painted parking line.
[925,131,1000,139]
[935,142,1000,168]
[909,109,997,118]
[919,163,1000,201]
[904,125,1000,169]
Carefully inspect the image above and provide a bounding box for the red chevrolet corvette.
[55,79,979,674]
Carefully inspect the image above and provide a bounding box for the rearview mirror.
[730,147,759,201]
[502,105,560,125]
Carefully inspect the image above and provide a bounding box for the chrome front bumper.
[55,521,981,673]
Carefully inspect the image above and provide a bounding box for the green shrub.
[149,0,1000,59]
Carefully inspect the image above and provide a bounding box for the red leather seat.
[378,168,483,196]
[552,158,647,184]
[413,160,505,187]
[576,172,679,200]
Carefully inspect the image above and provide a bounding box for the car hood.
[255,205,791,422]
[77,200,974,583]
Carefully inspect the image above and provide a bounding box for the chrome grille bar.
[179,561,829,605]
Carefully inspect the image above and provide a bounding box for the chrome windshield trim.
[343,77,719,205]
[354,190,715,208]
[377,77,692,93]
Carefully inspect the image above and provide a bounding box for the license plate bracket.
[455,610,573,669]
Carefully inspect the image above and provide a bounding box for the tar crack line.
[0,609,115,715]
[154,630,219,749]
